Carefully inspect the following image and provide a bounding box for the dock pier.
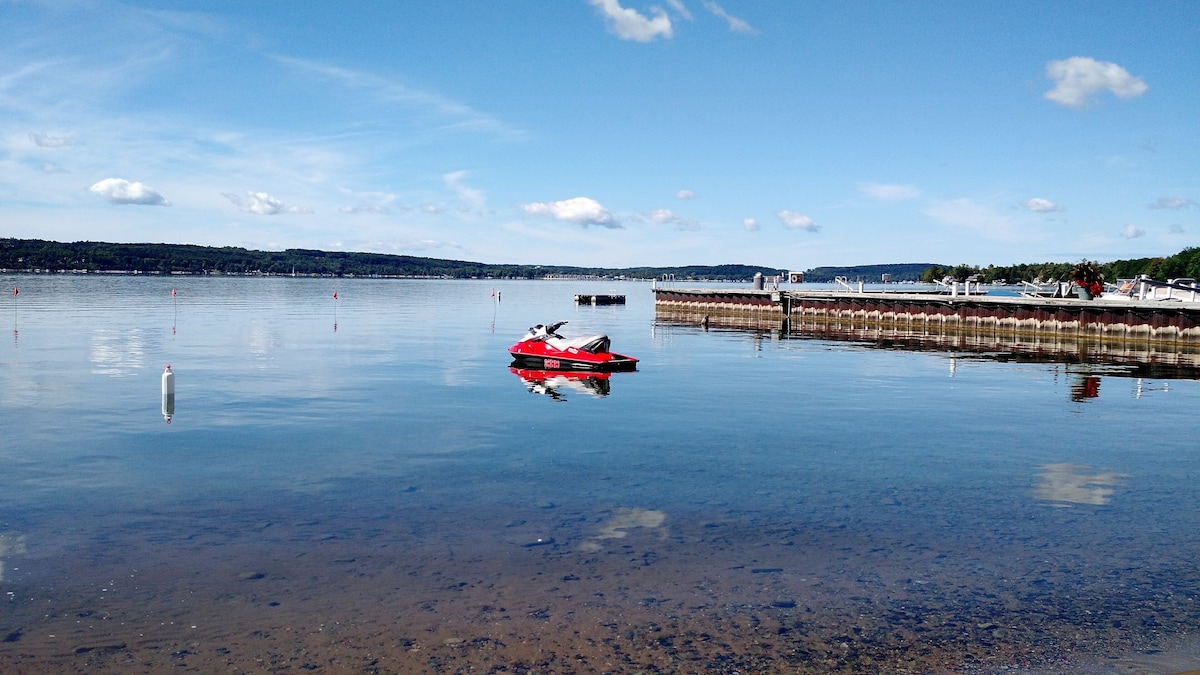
[654,287,1200,345]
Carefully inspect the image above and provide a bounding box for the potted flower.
[1072,260,1104,300]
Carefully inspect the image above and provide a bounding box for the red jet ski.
[509,321,638,371]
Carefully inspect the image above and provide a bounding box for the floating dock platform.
[575,294,626,305]
[654,287,1200,345]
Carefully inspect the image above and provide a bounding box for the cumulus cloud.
[777,210,818,232]
[223,191,311,215]
[675,189,696,199]
[858,182,920,201]
[1120,224,1146,239]
[588,0,673,41]
[700,0,755,33]
[1149,197,1195,210]
[89,178,169,206]
[743,217,759,231]
[648,209,675,223]
[924,198,1013,239]
[1043,57,1148,108]
[646,208,700,231]
[521,196,620,228]
[30,132,78,148]
[1022,197,1064,213]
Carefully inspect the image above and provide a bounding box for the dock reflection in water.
[656,311,1200,378]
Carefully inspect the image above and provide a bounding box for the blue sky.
[1,1,1197,269]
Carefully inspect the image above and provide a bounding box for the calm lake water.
[2,275,1200,674]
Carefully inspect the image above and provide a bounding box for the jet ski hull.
[508,345,638,371]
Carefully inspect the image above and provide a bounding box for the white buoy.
[161,365,176,424]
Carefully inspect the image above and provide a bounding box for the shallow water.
[2,275,1200,673]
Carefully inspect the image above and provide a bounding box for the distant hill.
[800,263,941,283]
[0,238,783,281]
[7,238,1197,284]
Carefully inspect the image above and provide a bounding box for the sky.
[1,0,1198,270]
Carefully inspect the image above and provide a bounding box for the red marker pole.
[332,291,339,332]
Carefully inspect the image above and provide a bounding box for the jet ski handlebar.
[527,321,568,339]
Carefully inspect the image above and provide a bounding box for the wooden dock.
[654,287,1200,345]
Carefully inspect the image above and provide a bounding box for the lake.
[2,275,1200,674]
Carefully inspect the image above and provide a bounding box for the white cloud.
[337,188,397,214]
[1149,197,1195,210]
[1120,224,1146,239]
[646,208,700,231]
[924,198,1014,239]
[338,204,387,214]
[675,189,695,199]
[1022,197,1064,213]
[89,178,169,206]
[521,196,619,228]
[648,208,676,224]
[777,210,818,232]
[272,55,520,139]
[699,0,755,33]
[665,0,693,21]
[743,217,758,231]
[223,191,311,215]
[588,0,673,42]
[30,132,78,148]
[443,170,485,207]
[858,182,920,201]
[1043,57,1148,108]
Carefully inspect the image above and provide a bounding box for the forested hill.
[7,238,1197,284]
[0,239,783,281]
[800,263,940,283]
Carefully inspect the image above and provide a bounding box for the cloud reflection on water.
[579,508,667,552]
[0,533,28,582]
[1035,463,1127,506]
[90,328,147,376]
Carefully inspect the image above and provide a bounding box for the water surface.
[2,275,1199,673]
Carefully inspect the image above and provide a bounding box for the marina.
[654,282,1200,345]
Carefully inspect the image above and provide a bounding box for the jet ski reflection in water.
[508,321,638,372]
[510,367,612,401]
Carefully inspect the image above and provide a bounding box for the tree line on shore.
[919,247,1200,284]
[0,239,780,281]
[3,238,1197,284]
